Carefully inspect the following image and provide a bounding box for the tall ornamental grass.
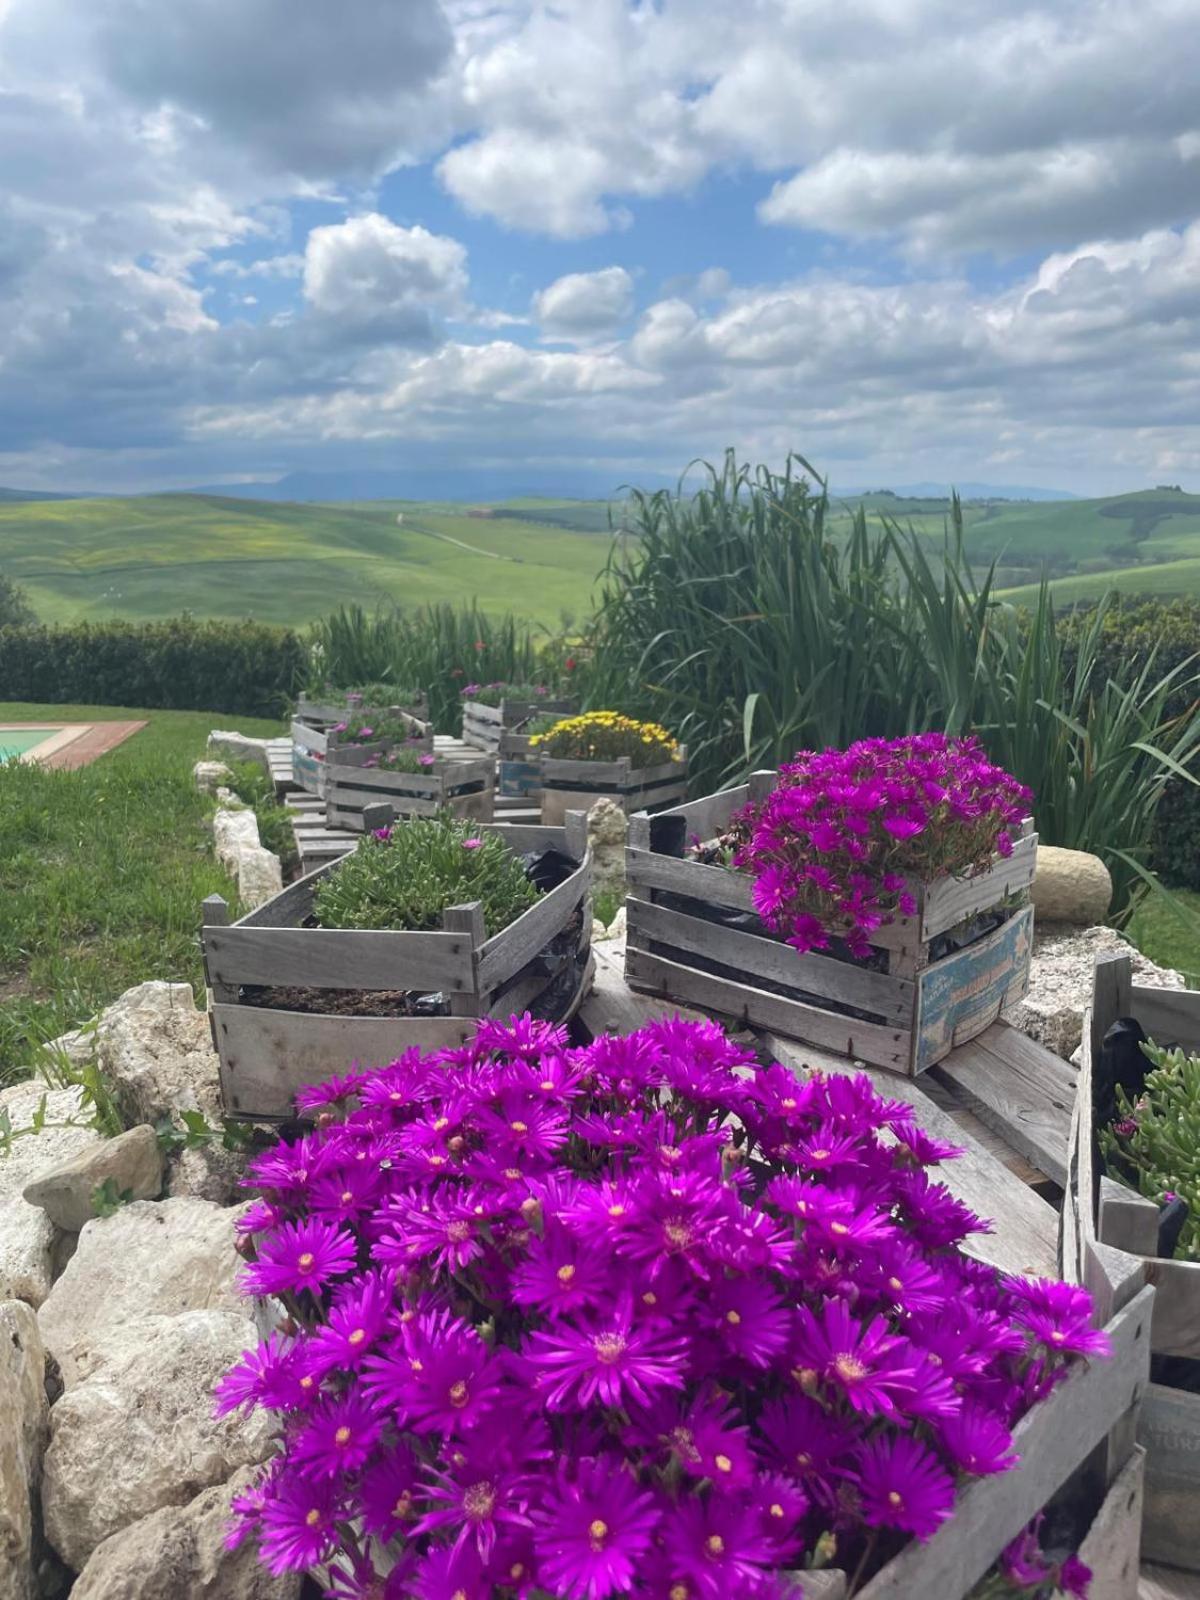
[308,604,541,733]
[587,451,1200,920]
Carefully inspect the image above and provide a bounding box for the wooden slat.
[626,894,914,1023]
[920,829,1038,940]
[630,782,751,841]
[933,1018,1076,1187]
[476,858,591,992]
[1093,952,1135,1061]
[213,1005,474,1119]
[205,925,475,993]
[1130,985,1200,1050]
[626,847,757,915]
[1139,1385,1200,1572]
[764,1033,1061,1279]
[629,946,913,1072]
[1099,1176,1160,1257]
[1061,1446,1144,1600]
[856,1288,1152,1599]
[1144,1257,1200,1359]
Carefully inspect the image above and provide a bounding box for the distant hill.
[0,493,611,627]
[853,481,1078,502]
[0,486,84,502]
[3,483,1199,627]
[189,466,672,503]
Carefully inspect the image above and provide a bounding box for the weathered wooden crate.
[623,773,1036,1077]
[539,748,689,826]
[1063,950,1200,1570]
[325,753,496,830]
[201,816,593,1119]
[295,691,430,727]
[461,696,576,757]
[291,709,434,797]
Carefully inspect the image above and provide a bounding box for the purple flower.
[854,1434,956,1541]
[240,1218,357,1298]
[461,835,484,850]
[524,1297,688,1409]
[534,1458,660,1600]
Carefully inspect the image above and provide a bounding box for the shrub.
[312,816,541,936]
[0,571,36,628]
[220,1016,1106,1594]
[529,710,680,767]
[1100,1038,1200,1262]
[0,616,305,718]
[731,734,1030,959]
[1060,598,1200,891]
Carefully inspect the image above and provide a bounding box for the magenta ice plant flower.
[732,732,1031,957]
[221,1014,1102,1597]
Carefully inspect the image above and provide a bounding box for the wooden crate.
[295,691,430,726]
[325,753,496,830]
[1063,950,1200,1570]
[461,696,576,756]
[623,773,1036,1077]
[201,817,593,1119]
[291,709,434,798]
[539,748,689,826]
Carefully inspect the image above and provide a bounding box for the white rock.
[70,1465,299,1600]
[213,806,261,875]
[1007,923,1185,1060]
[206,732,272,779]
[215,786,250,811]
[592,916,609,943]
[166,1141,248,1207]
[38,1197,248,1387]
[23,1124,164,1233]
[193,761,234,795]
[0,1301,48,1600]
[0,1081,101,1306]
[1031,847,1113,925]
[41,1310,275,1571]
[606,905,628,943]
[587,796,628,896]
[90,980,221,1127]
[238,845,284,911]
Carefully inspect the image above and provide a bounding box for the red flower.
[565,657,577,671]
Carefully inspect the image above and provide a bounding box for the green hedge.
[0,617,307,719]
[1060,597,1200,890]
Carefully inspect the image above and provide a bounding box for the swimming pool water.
[0,728,57,761]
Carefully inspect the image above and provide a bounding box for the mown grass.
[1128,889,1200,987]
[0,702,282,1080]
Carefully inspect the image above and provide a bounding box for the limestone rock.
[0,1301,48,1600]
[192,761,233,795]
[206,732,272,779]
[213,806,261,875]
[90,980,221,1126]
[166,1140,248,1207]
[215,786,250,811]
[70,1465,298,1600]
[0,1081,101,1306]
[1007,923,1185,1060]
[1031,847,1113,925]
[592,917,609,943]
[606,904,627,943]
[238,845,284,910]
[587,796,628,896]
[23,1125,163,1233]
[38,1197,247,1387]
[41,1310,275,1571]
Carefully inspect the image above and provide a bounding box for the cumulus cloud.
[534,267,634,336]
[302,214,469,340]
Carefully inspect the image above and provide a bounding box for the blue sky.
[1,0,1199,497]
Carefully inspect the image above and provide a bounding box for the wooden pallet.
[265,736,297,796]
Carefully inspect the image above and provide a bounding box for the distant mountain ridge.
[845,481,1078,502]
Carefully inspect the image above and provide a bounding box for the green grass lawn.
[0,494,611,627]
[0,702,282,1081]
[1128,888,1200,986]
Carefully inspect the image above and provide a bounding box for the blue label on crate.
[499,759,541,798]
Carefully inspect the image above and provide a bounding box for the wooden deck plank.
[1141,1569,1200,1600]
[932,1019,1076,1186]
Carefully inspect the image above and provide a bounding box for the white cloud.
[534,266,634,336]
[302,214,469,338]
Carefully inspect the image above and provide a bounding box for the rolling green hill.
[3,484,1199,629]
[0,494,615,627]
